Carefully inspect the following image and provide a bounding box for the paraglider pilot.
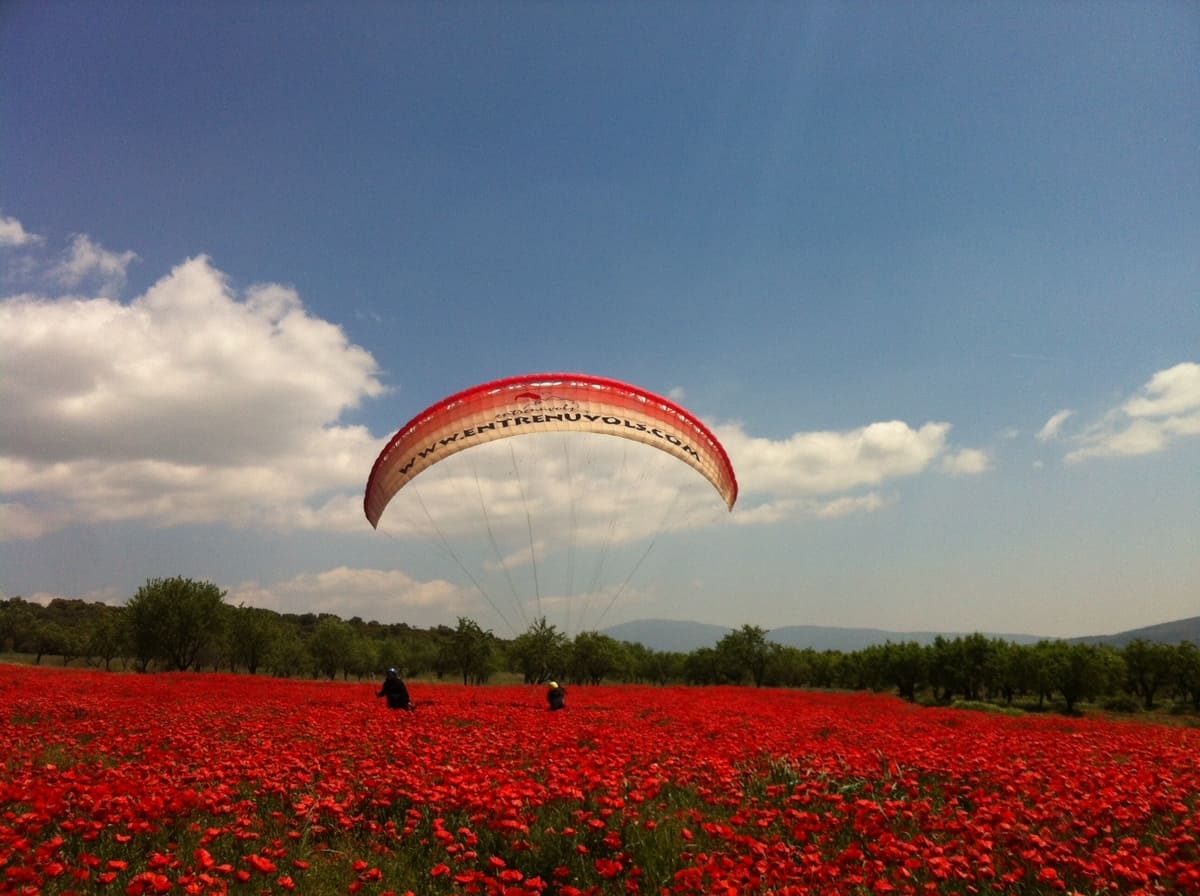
[546,680,566,711]
[377,668,413,711]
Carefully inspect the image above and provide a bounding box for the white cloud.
[229,566,467,626]
[940,448,991,476]
[484,540,545,573]
[0,228,983,548]
[376,416,960,546]
[811,492,889,518]
[729,492,890,525]
[720,419,951,497]
[702,419,963,524]
[1037,409,1074,442]
[1122,362,1200,418]
[728,499,800,526]
[1065,362,1200,463]
[0,213,42,248]
[0,252,387,540]
[52,234,138,293]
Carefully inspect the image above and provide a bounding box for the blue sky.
[2,1,1197,639]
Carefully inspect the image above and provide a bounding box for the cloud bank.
[1059,362,1200,463]
[1,240,386,540]
[230,567,463,628]
[719,419,979,522]
[2,220,990,546]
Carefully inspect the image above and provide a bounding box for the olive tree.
[1171,642,1200,711]
[441,617,496,685]
[1040,641,1124,713]
[569,631,629,685]
[1122,639,1174,710]
[716,625,774,687]
[228,605,281,675]
[508,617,569,683]
[308,616,357,679]
[125,577,228,672]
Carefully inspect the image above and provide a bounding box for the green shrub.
[949,699,1025,716]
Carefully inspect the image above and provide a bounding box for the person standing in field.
[377,668,413,711]
[546,680,566,711]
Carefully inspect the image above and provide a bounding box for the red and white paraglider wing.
[364,373,737,528]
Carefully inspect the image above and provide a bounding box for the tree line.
[2,577,1198,715]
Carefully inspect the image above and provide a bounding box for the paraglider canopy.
[364,373,738,528]
[363,372,738,635]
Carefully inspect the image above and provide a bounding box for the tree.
[569,631,628,685]
[345,635,379,680]
[926,636,960,702]
[958,633,996,701]
[1026,642,1060,709]
[56,626,87,667]
[441,617,495,685]
[646,649,685,685]
[806,650,844,689]
[1171,641,1200,711]
[372,637,407,678]
[985,639,1023,705]
[764,645,813,688]
[716,625,773,687]
[265,628,309,678]
[31,622,68,666]
[401,635,441,678]
[1042,641,1124,713]
[623,643,682,685]
[926,634,996,702]
[308,617,357,679]
[0,598,36,653]
[508,617,569,684]
[1122,639,1173,710]
[125,577,228,672]
[882,641,927,702]
[86,606,128,671]
[852,645,889,692]
[683,646,727,685]
[228,605,280,675]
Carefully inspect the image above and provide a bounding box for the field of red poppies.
[1,665,1197,895]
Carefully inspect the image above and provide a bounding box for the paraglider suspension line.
[407,485,521,636]
[592,480,685,629]
[510,442,543,622]
[469,454,530,631]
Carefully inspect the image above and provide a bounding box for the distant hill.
[1070,615,1200,648]
[601,619,731,653]
[603,615,1200,654]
